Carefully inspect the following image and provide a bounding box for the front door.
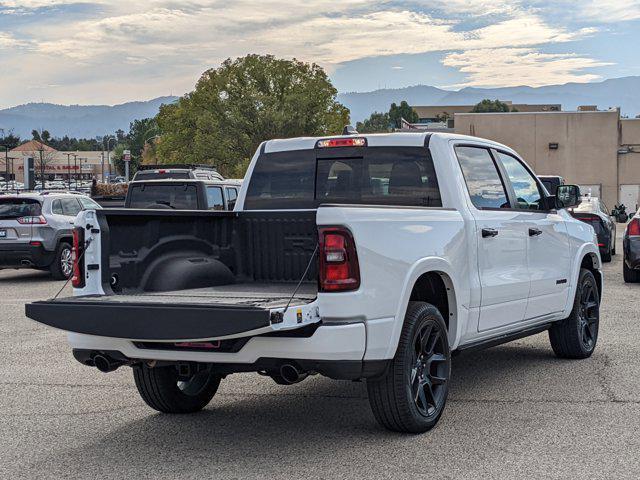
[493,151,571,320]
[455,146,530,332]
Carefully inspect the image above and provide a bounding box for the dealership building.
[1,141,112,183]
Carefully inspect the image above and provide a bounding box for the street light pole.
[72,154,78,190]
[65,153,72,189]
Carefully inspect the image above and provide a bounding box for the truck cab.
[26,132,602,434]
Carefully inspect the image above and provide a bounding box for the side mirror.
[555,185,581,209]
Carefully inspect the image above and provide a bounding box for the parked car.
[132,164,223,182]
[0,192,101,279]
[569,196,616,262]
[26,132,601,434]
[623,208,640,283]
[124,179,241,210]
[538,175,565,195]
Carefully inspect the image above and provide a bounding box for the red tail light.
[628,218,640,237]
[17,215,47,224]
[316,138,366,148]
[72,227,85,288]
[319,227,360,292]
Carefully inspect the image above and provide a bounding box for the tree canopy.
[155,54,350,177]
[471,99,511,113]
[356,112,391,133]
[389,101,419,128]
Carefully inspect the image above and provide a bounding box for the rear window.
[244,147,441,209]
[128,184,199,209]
[0,198,42,219]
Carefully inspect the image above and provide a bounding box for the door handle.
[529,228,543,237]
[482,228,499,238]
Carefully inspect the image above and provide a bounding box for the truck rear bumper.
[66,322,367,364]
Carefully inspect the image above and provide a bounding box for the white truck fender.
[383,256,466,359]
[563,243,603,314]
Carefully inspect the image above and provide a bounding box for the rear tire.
[133,365,221,413]
[624,261,640,283]
[367,302,451,433]
[549,268,599,359]
[50,241,72,280]
[601,246,612,263]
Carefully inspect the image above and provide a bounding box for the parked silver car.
[0,192,101,279]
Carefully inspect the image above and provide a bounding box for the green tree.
[388,101,419,128]
[155,54,350,176]
[356,112,391,133]
[471,99,511,113]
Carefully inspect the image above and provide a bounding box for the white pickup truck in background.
[26,132,602,433]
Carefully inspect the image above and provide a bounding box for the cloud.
[0,0,624,106]
[443,47,613,87]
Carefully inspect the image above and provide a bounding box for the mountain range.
[2,76,640,139]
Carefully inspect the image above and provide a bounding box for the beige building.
[1,140,112,183]
[453,110,640,210]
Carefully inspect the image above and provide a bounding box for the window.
[61,198,82,216]
[495,152,543,210]
[127,184,199,209]
[206,186,224,210]
[0,198,41,219]
[51,200,64,215]
[226,188,238,202]
[455,146,509,209]
[77,196,101,210]
[244,147,441,209]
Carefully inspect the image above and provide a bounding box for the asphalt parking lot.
[1,233,640,480]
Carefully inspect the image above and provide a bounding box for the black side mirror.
[555,185,581,209]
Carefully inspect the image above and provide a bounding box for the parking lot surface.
[1,234,639,479]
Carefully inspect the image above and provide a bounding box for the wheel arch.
[385,258,464,358]
[564,245,603,314]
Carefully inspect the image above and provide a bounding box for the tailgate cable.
[52,237,92,301]
[273,244,318,323]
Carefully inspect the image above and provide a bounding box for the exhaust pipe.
[93,354,124,373]
[21,260,33,266]
[279,363,308,385]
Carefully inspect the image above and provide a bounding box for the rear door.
[455,146,530,332]
[493,151,571,320]
[0,197,42,245]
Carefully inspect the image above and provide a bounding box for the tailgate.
[25,285,320,341]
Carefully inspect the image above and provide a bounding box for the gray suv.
[0,192,101,279]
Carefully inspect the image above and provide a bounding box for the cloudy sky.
[1,0,639,108]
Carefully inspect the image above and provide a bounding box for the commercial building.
[413,102,561,124]
[453,109,640,210]
[1,140,112,183]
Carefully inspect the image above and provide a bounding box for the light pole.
[72,154,78,190]
[65,153,73,189]
[104,137,117,183]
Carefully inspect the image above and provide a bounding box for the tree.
[389,101,419,128]
[356,112,391,133]
[155,54,350,176]
[0,131,21,150]
[471,99,511,113]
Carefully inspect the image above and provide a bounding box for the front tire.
[50,241,73,280]
[367,302,451,433]
[133,365,221,413]
[549,268,600,359]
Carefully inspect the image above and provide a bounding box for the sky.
[1,0,640,108]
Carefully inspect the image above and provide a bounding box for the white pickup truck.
[26,132,602,433]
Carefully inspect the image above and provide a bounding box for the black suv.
[124,179,241,211]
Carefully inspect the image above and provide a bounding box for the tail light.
[17,215,47,224]
[318,227,360,292]
[72,227,85,288]
[628,218,640,237]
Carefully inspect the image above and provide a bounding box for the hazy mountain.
[0,96,179,139]
[338,76,640,122]
[2,76,640,139]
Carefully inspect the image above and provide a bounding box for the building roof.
[10,140,57,153]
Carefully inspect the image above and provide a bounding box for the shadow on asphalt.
[33,343,564,474]
[0,269,56,283]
